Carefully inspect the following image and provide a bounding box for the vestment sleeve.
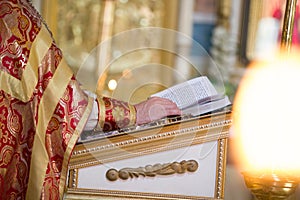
[95,96,136,131]
[83,91,137,131]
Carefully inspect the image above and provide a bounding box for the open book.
[151,76,231,116]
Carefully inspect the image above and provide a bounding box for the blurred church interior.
[31,0,300,199]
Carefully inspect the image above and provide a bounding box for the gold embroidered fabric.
[0,1,93,199]
[96,96,136,131]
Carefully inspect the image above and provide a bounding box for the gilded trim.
[214,139,227,199]
[281,0,297,52]
[70,118,232,169]
[128,104,136,126]
[68,169,79,189]
[65,188,219,200]
[94,96,106,130]
[59,96,94,199]
[26,58,74,199]
[0,25,52,102]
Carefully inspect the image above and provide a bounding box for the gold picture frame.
[65,111,232,200]
[239,0,298,65]
[239,0,264,65]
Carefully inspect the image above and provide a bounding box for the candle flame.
[233,51,300,175]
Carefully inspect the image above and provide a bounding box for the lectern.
[65,111,231,200]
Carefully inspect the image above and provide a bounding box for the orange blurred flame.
[232,50,300,175]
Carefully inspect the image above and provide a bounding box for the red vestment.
[0,1,135,199]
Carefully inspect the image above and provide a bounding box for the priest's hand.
[134,97,181,125]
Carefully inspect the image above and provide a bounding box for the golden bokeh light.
[108,79,118,91]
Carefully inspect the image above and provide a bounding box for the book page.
[152,76,219,109]
[181,96,231,116]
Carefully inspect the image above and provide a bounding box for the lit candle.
[233,51,300,176]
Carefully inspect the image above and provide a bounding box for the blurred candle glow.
[108,79,117,91]
[233,51,300,176]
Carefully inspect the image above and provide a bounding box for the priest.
[0,0,181,199]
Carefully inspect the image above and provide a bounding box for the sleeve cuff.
[95,96,136,131]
